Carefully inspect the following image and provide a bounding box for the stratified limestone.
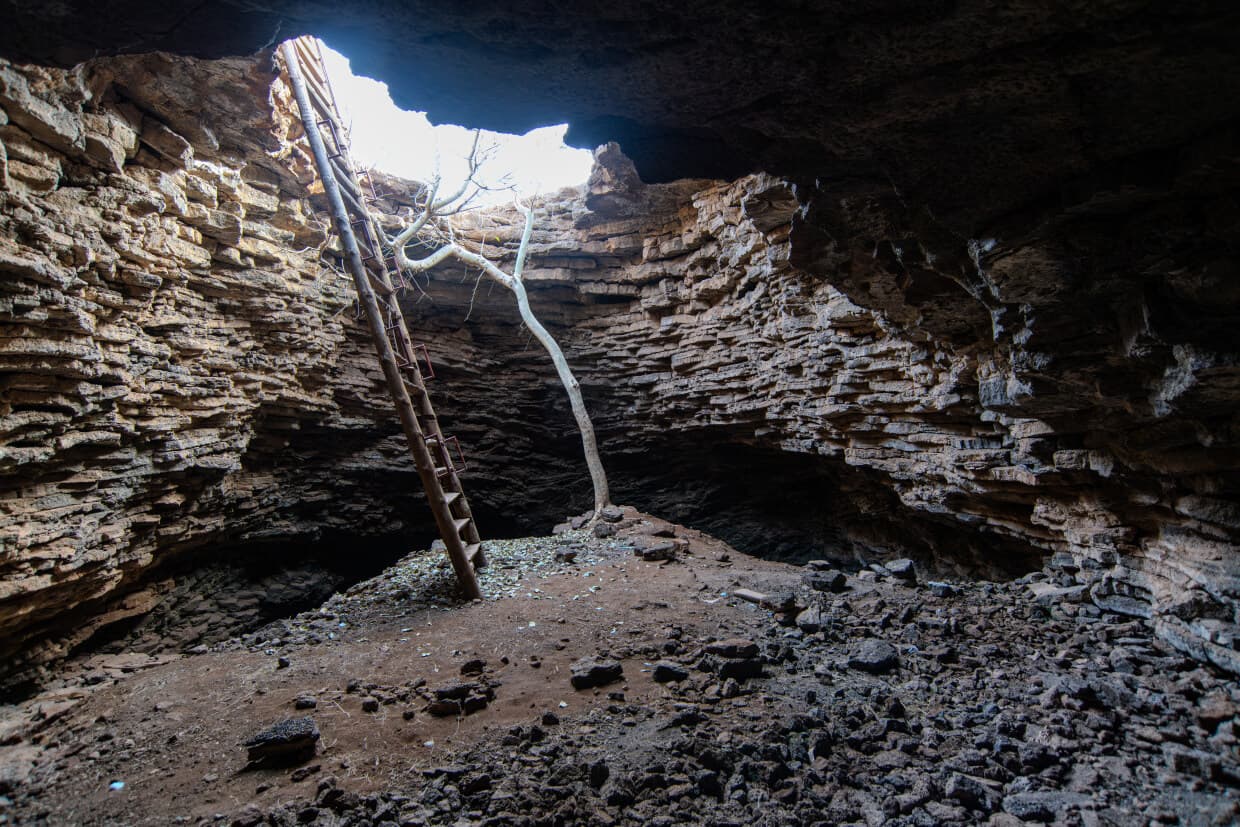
[0,53,423,686]
[0,46,1236,688]
[383,145,1240,675]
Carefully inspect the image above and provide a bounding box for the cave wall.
[377,147,1240,675]
[0,33,1236,687]
[0,53,444,686]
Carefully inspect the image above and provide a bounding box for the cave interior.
[1,2,1239,824]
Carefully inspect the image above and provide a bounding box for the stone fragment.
[1001,791,1090,821]
[634,538,677,561]
[230,804,264,827]
[570,657,624,689]
[599,505,624,523]
[885,558,916,581]
[242,718,319,763]
[795,605,824,633]
[704,639,759,659]
[803,570,846,593]
[1025,581,1087,607]
[140,118,192,166]
[0,65,83,155]
[717,658,765,681]
[1196,691,1238,732]
[760,591,803,613]
[848,640,899,674]
[0,745,39,794]
[927,581,959,598]
[651,661,690,683]
[944,772,1000,812]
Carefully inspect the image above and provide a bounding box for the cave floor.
[3,509,1239,826]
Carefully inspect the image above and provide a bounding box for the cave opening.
[316,40,594,206]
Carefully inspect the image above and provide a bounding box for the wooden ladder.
[280,37,486,599]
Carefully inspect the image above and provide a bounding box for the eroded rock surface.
[0,53,435,689]
[0,41,1236,692]
[381,147,1240,675]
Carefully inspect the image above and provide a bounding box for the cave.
[1,3,1239,824]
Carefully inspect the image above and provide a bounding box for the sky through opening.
[319,45,594,206]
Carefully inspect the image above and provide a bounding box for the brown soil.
[3,509,1238,826]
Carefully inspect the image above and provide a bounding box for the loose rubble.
[5,513,1239,826]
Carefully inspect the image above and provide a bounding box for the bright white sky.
[319,44,594,205]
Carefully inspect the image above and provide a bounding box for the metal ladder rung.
[365,270,394,296]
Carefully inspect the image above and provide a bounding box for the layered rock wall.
[381,147,1240,675]
[0,53,432,687]
[0,48,1236,688]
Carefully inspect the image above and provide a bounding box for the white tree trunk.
[393,204,612,517]
[506,275,611,515]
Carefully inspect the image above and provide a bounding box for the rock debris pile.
[227,542,1238,826]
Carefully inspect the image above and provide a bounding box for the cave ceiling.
[3,1,1239,235]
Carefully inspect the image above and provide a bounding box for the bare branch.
[430,131,482,212]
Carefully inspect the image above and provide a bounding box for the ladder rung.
[465,543,482,565]
[366,271,394,296]
[402,380,424,397]
[339,183,366,215]
[444,491,461,505]
[452,517,471,534]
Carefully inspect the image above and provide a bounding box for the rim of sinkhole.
[318,42,594,205]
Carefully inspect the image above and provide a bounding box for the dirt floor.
[2,508,1239,826]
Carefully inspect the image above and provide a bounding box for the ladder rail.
[280,39,486,594]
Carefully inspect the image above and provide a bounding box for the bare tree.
[384,135,612,517]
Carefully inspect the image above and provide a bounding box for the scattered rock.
[927,581,959,598]
[570,657,624,689]
[1001,790,1090,821]
[803,570,846,593]
[242,718,320,764]
[704,639,759,659]
[652,661,690,683]
[848,639,899,674]
[634,539,678,562]
[945,772,1000,812]
[885,558,916,582]
[795,606,824,633]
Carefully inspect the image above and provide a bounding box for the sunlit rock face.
[374,140,1240,675]
[0,0,1237,684]
[0,53,443,688]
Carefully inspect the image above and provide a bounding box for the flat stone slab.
[848,639,900,674]
[242,717,319,763]
[570,657,624,690]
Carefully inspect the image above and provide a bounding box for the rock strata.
[0,53,429,689]
[0,41,1237,687]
